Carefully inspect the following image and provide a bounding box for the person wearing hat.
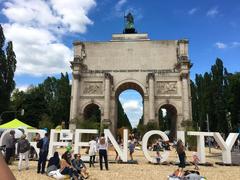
[5,130,16,164]
[17,134,30,171]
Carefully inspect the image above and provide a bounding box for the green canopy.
[0,118,35,129]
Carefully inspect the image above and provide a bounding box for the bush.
[39,114,55,130]
[185,124,197,151]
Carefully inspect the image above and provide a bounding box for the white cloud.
[3,23,72,75]
[112,0,142,21]
[1,0,96,76]
[231,42,240,47]
[207,7,219,17]
[188,8,198,15]
[215,42,227,49]
[50,0,96,33]
[2,0,59,27]
[16,84,29,92]
[215,41,240,49]
[121,99,143,128]
[115,0,127,11]
[123,100,140,110]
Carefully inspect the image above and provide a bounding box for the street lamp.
[206,114,211,153]
[0,109,25,124]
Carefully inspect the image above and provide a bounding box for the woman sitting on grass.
[60,152,79,180]
[47,151,60,174]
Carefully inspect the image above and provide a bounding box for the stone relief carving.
[156,81,177,94]
[83,82,103,95]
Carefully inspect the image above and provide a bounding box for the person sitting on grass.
[60,152,79,180]
[72,154,89,179]
[47,151,60,174]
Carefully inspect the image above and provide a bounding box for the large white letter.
[187,131,214,163]
[177,131,185,145]
[213,133,238,164]
[49,129,73,158]
[74,129,98,159]
[142,130,169,163]
[104,129,128,162]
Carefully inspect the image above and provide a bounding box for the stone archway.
[158,104,177,141]
[69,32,192,135]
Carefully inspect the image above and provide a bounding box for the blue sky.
[0,0,239,127]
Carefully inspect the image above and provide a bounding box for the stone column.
[148,73,155,121]
[181,74,190,121]
[69,71,80,130]
[104,73,111,121]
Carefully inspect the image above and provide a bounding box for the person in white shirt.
[88,136,97,167]
[97,133,108,170]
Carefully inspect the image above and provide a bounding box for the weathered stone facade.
[69,33,192,135]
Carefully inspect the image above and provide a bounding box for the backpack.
[19,140,30,153]
[37,139,43,148]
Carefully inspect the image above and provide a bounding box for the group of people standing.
[2,129,196,179]
[3,130,50,173]
[4,130,31,171]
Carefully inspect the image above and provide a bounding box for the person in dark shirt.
[72,154,89,179]
[176,139,186,171]
[5,130,16,164]
[47,151,60,174]
[37,133,49,174]
[17,134,30,171]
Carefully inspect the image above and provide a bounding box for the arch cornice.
[156,100,179,115]
[114,79,146,96]
[80,100,103,115]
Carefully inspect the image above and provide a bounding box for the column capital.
[72,71,81,80]
[146,73,155,83]
[104,73,113,84]
[180,72,189,79]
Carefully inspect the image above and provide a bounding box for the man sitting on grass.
[72,154,89,179]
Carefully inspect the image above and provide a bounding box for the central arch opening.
[158,104,177,141]
[115,82,144,132]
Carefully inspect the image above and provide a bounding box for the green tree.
[117,99,132,129]
[225,72,240,131]
[211,58,228,134]
[0,25,17,122]
[39,73,71,127]
[191,58,237,134]
[21,86,47,127]
[0,25,7,115]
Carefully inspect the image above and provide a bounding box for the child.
[129,139,135,161]
[156,151,162,164]
[155,142,162,164]
[192,152,200,170]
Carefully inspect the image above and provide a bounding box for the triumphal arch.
[69,15,192,136]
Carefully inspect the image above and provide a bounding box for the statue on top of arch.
[123,12,137,34]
